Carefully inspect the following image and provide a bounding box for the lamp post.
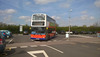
[69,9,72,36]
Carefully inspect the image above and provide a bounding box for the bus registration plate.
[36,38,39,40]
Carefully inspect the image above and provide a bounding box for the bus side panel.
[48,33,55,38]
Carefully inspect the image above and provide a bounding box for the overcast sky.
[0,0,100,26]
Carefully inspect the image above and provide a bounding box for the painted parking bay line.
[10,47,17,49]
[40,45,64,54]
[8,38,14,44]
[72,35,94,38]
[30,45,38,47]
[46,45,64,54]
[40,45,47,47]
[20,46,28,48]
[27,50,49,57]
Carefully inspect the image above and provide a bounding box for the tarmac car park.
[0,32,100,57]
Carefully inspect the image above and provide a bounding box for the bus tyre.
[45,37,48,41]
[46,36,50,41]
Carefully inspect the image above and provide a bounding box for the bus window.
[48,28,55,33]
[33,15,45,20]
[32,22,44,25]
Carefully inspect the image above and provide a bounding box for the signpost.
[19,25,23,32]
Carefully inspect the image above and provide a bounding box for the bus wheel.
[46,36,50,41]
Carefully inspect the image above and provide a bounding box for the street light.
[65,9,72,39]
[69,9,72,36]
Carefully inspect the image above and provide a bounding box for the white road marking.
[40,45,47,47]
[10,47,17,49]
[8,38,14,44]
[46,45,64,54]
[27,50,49,57]
[72,35,94,38]
[30,45,38,47]
[20,46,28,48]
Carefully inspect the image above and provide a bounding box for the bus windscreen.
[31,27,46,34]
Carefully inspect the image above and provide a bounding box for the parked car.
[87,31,93,34]
[0,32,6,53]
[60,31,66,34]
[0,32,7,39]
[23,31,29,35]
[72,31,79,34]
[80,31,87,34]
[0,30,12,38]
[92,31,97,34]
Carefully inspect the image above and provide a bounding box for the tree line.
[56,26,100,32]
[0,22,30,34]
[0,22,100,34]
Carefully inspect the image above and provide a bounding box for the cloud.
[51,16,69,26]
[80,10,94,20]
[0,9,16,15]
[80,15,88,20]
[40,8,49,12]
[90,16,95,20]
[8,23,16,25]
[3,15,13,23]
[34,0,57,4]
[94,0,100,8]
[19,16,31,22]
[0,9,16,24]
[80,15,95,20]
[25,2,31,5]
[51,16,61,20]
[81,11,87,14]
[60,3,70,8]
[19,16,29,19]
[59,0,74,8]
[70,16,95,26]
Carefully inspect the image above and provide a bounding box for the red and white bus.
[30,13,57,40]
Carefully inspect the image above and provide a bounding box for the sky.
[0,0,100,26]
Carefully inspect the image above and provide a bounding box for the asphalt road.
[0,34,100,57]
[4,43,100,57]
[6,34,97,44]
[6,34,67,44]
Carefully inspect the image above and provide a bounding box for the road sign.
[27,50,49,57]
[19,25,23,32]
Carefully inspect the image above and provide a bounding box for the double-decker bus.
[30,13,57,40]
